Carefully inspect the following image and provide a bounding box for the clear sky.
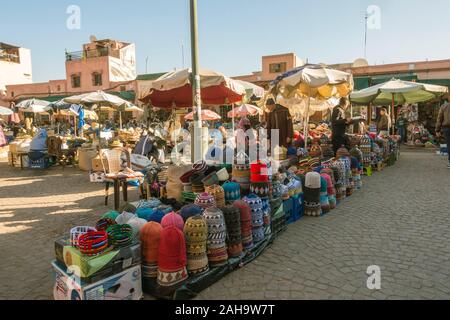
[1,0,450,83]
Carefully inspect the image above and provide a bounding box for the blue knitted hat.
[136,207,154,222]
[180,204,203,222]
[148,210,166,224]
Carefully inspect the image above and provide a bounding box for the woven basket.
[70,226,97,247]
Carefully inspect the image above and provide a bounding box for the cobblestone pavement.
[0,150,449,300]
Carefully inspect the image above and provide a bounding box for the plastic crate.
[283,198,294,225]
[28,152,50,169]
[292,194,304,221]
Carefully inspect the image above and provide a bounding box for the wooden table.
[9,152,28,170]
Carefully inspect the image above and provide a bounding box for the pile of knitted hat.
[157,225,188,288]
[250,161,270,199]
[184,216,209,276]
[337,146,353,197]
[195,193,216,211]
[205,184,225,207]
[359,135,373,167]
[140,222,162,279]
[304,172,322,217]
[232,152,251,196]
[233,200,253,250]
[319,174,330,214]
[243,194,265,243]
[320,169,336,209]
[222,181,241,204]
[203,207,228,267]
[220,205,243,258]
[261,197,272,237]
[351,156,363,190]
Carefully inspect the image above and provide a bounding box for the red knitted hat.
[140,222,163,264]
[232,200,251,222]
[161,212,184,231]
[158,226,187,272]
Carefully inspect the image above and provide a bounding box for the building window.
[71,74,81,88]
[269,62,287,74]
[120,85,126,92]
[57,85,61,91]
[92,72,102,86]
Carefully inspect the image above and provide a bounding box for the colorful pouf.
[140,222,163,278]
[319,175,330,214]
[222,181,241,204]
[161,212,185,231]
[157,226,188,287]
[203,207,228,267]
[243,195,265,243]
[180,204,203,222]
[205,184,226,207]
[184,216,209,276]
[304,172,322,217]
[233,200,253,250]
[194,192,216,210]
[220,205,243,258]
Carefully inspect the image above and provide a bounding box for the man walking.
[436,102,450,168]
[331,97,352,155]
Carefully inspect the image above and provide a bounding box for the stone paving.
[0,149,449,300]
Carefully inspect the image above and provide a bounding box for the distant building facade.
[0,42,32,106]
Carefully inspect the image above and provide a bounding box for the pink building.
[6,38,137,102]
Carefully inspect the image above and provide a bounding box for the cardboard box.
[52,261,143,300]
[54,236,141,283]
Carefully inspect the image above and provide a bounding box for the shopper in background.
[331,97,352,155]
[436,101,450,168]
[396,111,407,144]
[377,107,391,137]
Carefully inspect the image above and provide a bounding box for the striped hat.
[203,207,228,267]
[195,193,216,210]
[184,216,209,275]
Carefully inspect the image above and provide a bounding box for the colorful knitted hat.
[121,203,137,214]
[101,211,120,221]
[184,216,209,275]
[220,205,242,256]
[319,175,330,214]
[115,211,135,225]
[336,146,350,159]
[205,184,225,208]
[250,182,270,198]
[184,216,208,244]
[305,172,321,189]
[195,193,216,210]
[222,181,241,204]
[203,207,228,267]
[95,218,117,231]
[140,222,163,264]
[136,207,154,222]
[148,209,166,224]
[192,160,208,174]
[127,216,148,238]
[180,204,203,222]
[157,226,188,287]
[304,172,322,217]
[161,212,185,231]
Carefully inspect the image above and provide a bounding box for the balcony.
[65,47,119,62]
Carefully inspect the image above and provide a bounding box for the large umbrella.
[139,68,247,108]
[16,98,51,114]
[0,106,13,116]
[268,64,353,147]
[277,96,339,120]
[64,90,132,108]
[184,109,221,121]
[235,80,265,100]
[228,104,262,118]
[350,79,449,131]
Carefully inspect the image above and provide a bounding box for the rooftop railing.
[65,47,119,61]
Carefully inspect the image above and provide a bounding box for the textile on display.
[205,185,226,208]
[220,205,243,258]
[243,195,265,244]
[180,204,203,222]
[161,212,185,231]
[140,222,163,278]
[233,200,253,250]
[194,193,216,211]
[222,181,241,204]
[319,175,330,214]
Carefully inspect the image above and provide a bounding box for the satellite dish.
[90,35,98,43]
[353,58,369,68]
